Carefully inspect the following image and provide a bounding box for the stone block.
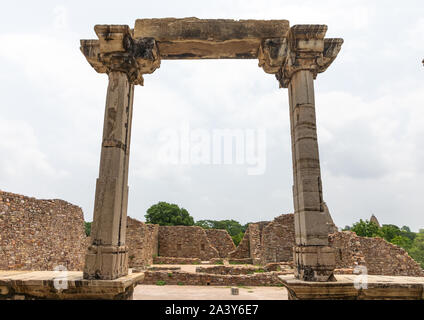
[293,246,335,282]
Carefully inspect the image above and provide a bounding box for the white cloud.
[0,0,423,230]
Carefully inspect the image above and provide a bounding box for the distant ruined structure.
[228,214,424,277]
[370,214,381,227]
[0,191,422,277]
[126,219,235,266]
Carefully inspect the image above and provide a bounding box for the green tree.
[409,230,424,269]
[145,202,194,226]
[351,219,383,238]
[380,224,401,242]
[231,232,245,246]
[400,226,416,242]
[391,235,412,251]
[84,222,92,236]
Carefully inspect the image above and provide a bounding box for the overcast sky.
[0,1,423,231]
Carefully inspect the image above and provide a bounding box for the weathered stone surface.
[0,270,143,300]
[228,214,424,277]
[126,217,158,267]
[134,18,290,60]
[81,25,160,86]
[153,257,201,265]
[84,56,135,280]
[280,274,424,300]
[158,226,219,260]
[141,270,285,286]
[205,229,236,258]
[0,191,88,271]
[330,232,424,277]
[261,215,296,264]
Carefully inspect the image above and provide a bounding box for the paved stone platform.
[134,285,288,300]
[279,274,424,300]
[0,270,144,300]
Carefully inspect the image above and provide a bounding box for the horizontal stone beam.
[134,18,290,60]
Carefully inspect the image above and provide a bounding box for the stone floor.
[280,274,424,300]
[0,270,144,299]
[134,285,288,300]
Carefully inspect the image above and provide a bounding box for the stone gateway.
[80,18,343,281]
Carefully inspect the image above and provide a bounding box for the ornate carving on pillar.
[81,24,161,85]
[258,25,343,88]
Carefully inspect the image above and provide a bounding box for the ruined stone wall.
[260,214,295,264]
[228,228,250,259]
[249,222,269,264]
[0,191,87,271]
[205,229,236,258]
[329,231,365,268]
[228,214,424,277]
[126,217,159,267]
[141,270,284,286]
[158,226,219,260]
[329,231,424,277]
[358,236,424,276]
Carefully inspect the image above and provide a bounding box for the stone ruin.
[80,18,345,281]
[126,217,235,267]
[0,190,423,278]
[227,214,424,277]
[0,190,88,271]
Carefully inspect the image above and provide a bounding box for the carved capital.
[258,24,343,88]
[80,25,161,85]
[258,38,288,74]
[317,38,344,73]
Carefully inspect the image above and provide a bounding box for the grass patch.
[177,282,184,286]
[156,280,166,286]
[167,273,173,278]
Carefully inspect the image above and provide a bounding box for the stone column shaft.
[84,71,134,280]
[288,70,335,282]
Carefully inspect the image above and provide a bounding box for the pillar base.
[294,246,336,282]
[83,245,128,280]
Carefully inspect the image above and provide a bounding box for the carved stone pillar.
[259,25,343,282]
[81,25,160,280]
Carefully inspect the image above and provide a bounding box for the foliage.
[231,232,245,246]
[391,235,412,250]
[409,230,424,269]
[84,222,91,237]
[350,219,383,238]
[156,280,166,286]
[145,202,194,226]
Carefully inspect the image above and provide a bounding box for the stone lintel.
[80,20,342,83]
[134,18,289,60]
[134,18,290,41]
